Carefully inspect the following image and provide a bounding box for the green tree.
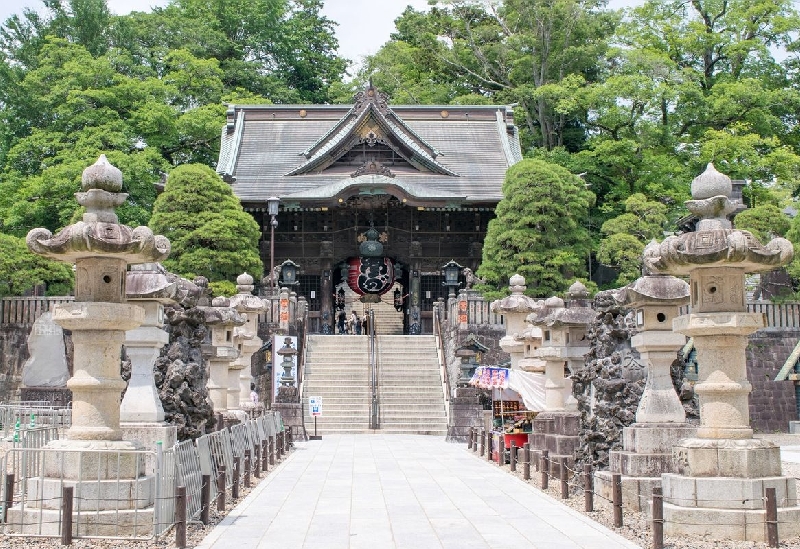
[0,233,73,297]
[477,159,594,298]
[597,193,668,286]
[734,204,790,243]
[148,164,262,287]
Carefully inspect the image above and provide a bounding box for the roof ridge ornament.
[353,81,389,113]
[351,160,395,179]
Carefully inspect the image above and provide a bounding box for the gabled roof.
[217,86,522,207]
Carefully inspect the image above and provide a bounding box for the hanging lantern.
[347,256,395,298]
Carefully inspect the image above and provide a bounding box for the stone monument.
[643,163,800,541]
[18,155,170,534]
[527,281,595,476]
[596,274,696,512]
[228,272,266,411]
[21,312,69,389]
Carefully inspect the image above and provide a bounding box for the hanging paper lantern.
[347,256,395,297]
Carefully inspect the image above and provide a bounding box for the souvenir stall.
[469,366,536,460]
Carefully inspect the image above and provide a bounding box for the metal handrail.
[369,309,379,430]
[433,303,452,413]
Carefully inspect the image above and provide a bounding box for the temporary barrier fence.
[0,411,286,543]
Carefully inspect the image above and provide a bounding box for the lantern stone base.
[530,411,580,478]
[6,505,154,536]
[121,422,178,474]
[662,473,800,541]
[662,438,800,541]
[597,423,697,513]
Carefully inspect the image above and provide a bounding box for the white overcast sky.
[0,0,641,68]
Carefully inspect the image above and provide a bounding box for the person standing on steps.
[337,310,347,334]
[349,310,358,335]
[362,311,370,336]
[354,311,362,335]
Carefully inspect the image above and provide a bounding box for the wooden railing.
[0,296,75,326]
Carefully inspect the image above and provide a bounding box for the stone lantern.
[490,274,540,371]
[597,273,696,511]
[527,281,595,475]
[643,163,799,541]
[277,337,299,387]
[229,272,267,410]
[456,334,489,386]
[200,294,245,414]
[120,263,181,453]
[19,155,170,534]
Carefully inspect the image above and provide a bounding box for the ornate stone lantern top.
[618,274,690,309]
[643,163,792,277]
[490,274,541,314]
[229,272,267,313]
[27,155,170,265]
[527,284,595,328]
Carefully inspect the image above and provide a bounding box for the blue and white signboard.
[309,396,322,417]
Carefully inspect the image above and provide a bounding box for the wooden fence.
[0,296,75,326]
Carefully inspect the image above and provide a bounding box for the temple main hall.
[216,85,521,334]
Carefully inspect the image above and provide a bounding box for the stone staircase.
[302,334,447,436]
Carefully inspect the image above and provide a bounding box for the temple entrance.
[332,281,404,335]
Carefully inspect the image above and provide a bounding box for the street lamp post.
[267,196,280,295]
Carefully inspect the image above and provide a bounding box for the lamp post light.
[267,196,280,295]
[279,259,300,287]
[442,260,463,298]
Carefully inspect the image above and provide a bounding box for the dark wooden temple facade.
[216,85,522,333]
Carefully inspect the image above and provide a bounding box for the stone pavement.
[195,434,642,549]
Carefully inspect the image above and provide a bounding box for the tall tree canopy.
[148,164,262,291]
[477,159,595,297]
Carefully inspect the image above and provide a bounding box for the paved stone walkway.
[196,435,642,549]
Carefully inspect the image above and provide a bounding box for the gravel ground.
[2,435,800,548]
[495,433,800,549]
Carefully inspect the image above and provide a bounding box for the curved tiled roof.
[217,96,522,206]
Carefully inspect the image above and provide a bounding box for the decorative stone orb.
[236,272,254,286]
[691,162,731,200]
[509,274,525,287]
[545,296,564,309]
[567,280,589,299]
[81,154,123,192]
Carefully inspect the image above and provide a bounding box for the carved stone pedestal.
[531,411,580,478]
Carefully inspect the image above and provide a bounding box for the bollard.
[254,444,262,478]
[216,466,226,512]
[175,485,187,549]
[277,432,284,459]
[652,487,663,549]
[61,485,73,546]
[269,436,275,464]
[262,439,270,471]
[200,474,211,525]
[523,443,530,481]
[3,473,14,522]
[612,472,623,527]
[498,435,505,466]
[474,429,479,453]
[233,456,241,499]
[541,450,549,490]
[468,428,473,450]
[286,428,293,451]
[486,431,493,462]
[583,464,593,512]
[244,450,251,488]
[479,429,485,456]
[216,412,224,432]
[765,487,778,548]
[560,457,568,499]
[510,442,517,472]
